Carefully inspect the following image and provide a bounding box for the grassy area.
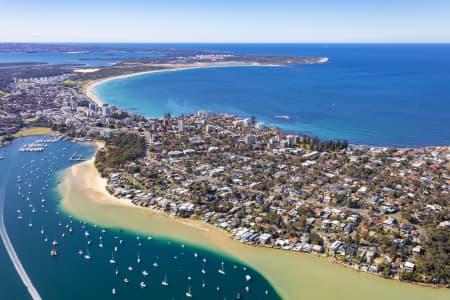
[12,127,53,138]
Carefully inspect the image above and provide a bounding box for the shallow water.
[0,137,279,300]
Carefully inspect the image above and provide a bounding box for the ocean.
[92,44,450,147]
[0,137,279,300]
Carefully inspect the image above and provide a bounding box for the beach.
[58,144,449,300]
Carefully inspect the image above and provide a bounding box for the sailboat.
[109,252,116,264]
[84,248,91,260]
[140,281,147,288]
[202,280,206,288]
[161,274,168,286]
[137,253,141,264]
[201,261,206,274]
[112,288,117,295]
[218,261,226,275]
[185,286,192,298]
[142,270,149,277]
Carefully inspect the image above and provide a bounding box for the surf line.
[0,167,42,300]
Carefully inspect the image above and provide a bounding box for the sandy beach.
[83,62,278,107]
[57,145,449,300]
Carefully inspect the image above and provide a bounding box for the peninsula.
[0,46,448,296]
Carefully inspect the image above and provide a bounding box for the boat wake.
[0,166,42,300]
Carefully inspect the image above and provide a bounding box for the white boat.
[187,274,192,280]
[78,250,84,256]
[112,288,117,295]
[161,274,168,286]
[153,261,159,268]
[202,280,206,288]
[84,231,90,237]
[115,268,119,276]
[128,266,133,271]
[140,281,147,288]
[236,292,241,299]
[84,249,91,260]
[218,262,226,275]
[147,236,153,240]
[137,253,141,264]
[194,252,198,258]
[245,274,252,281]
[142,270,149,277]
[109,252,116,264]
[185,286,192,298]
[245,286,250,293]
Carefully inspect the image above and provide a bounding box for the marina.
[0,136,280,299]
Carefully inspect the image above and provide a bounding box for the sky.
[0,0,449,43]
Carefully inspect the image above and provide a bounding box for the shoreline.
[83,62,280,107]
[57,143,449,300]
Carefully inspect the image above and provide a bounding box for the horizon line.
[1,41,450,45]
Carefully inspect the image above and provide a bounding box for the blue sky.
[0,0,449,42]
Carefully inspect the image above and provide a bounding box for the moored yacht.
[109,252,116,264]
[185,286,192,298]
[161,274,168,286]
[218,261,226,275]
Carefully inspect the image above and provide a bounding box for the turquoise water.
[94,44,450,147]
[0,137,279,300]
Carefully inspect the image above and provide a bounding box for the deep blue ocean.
[92,44,450,147]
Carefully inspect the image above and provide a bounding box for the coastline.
[83,62,280,107]
[57,144,449,300]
